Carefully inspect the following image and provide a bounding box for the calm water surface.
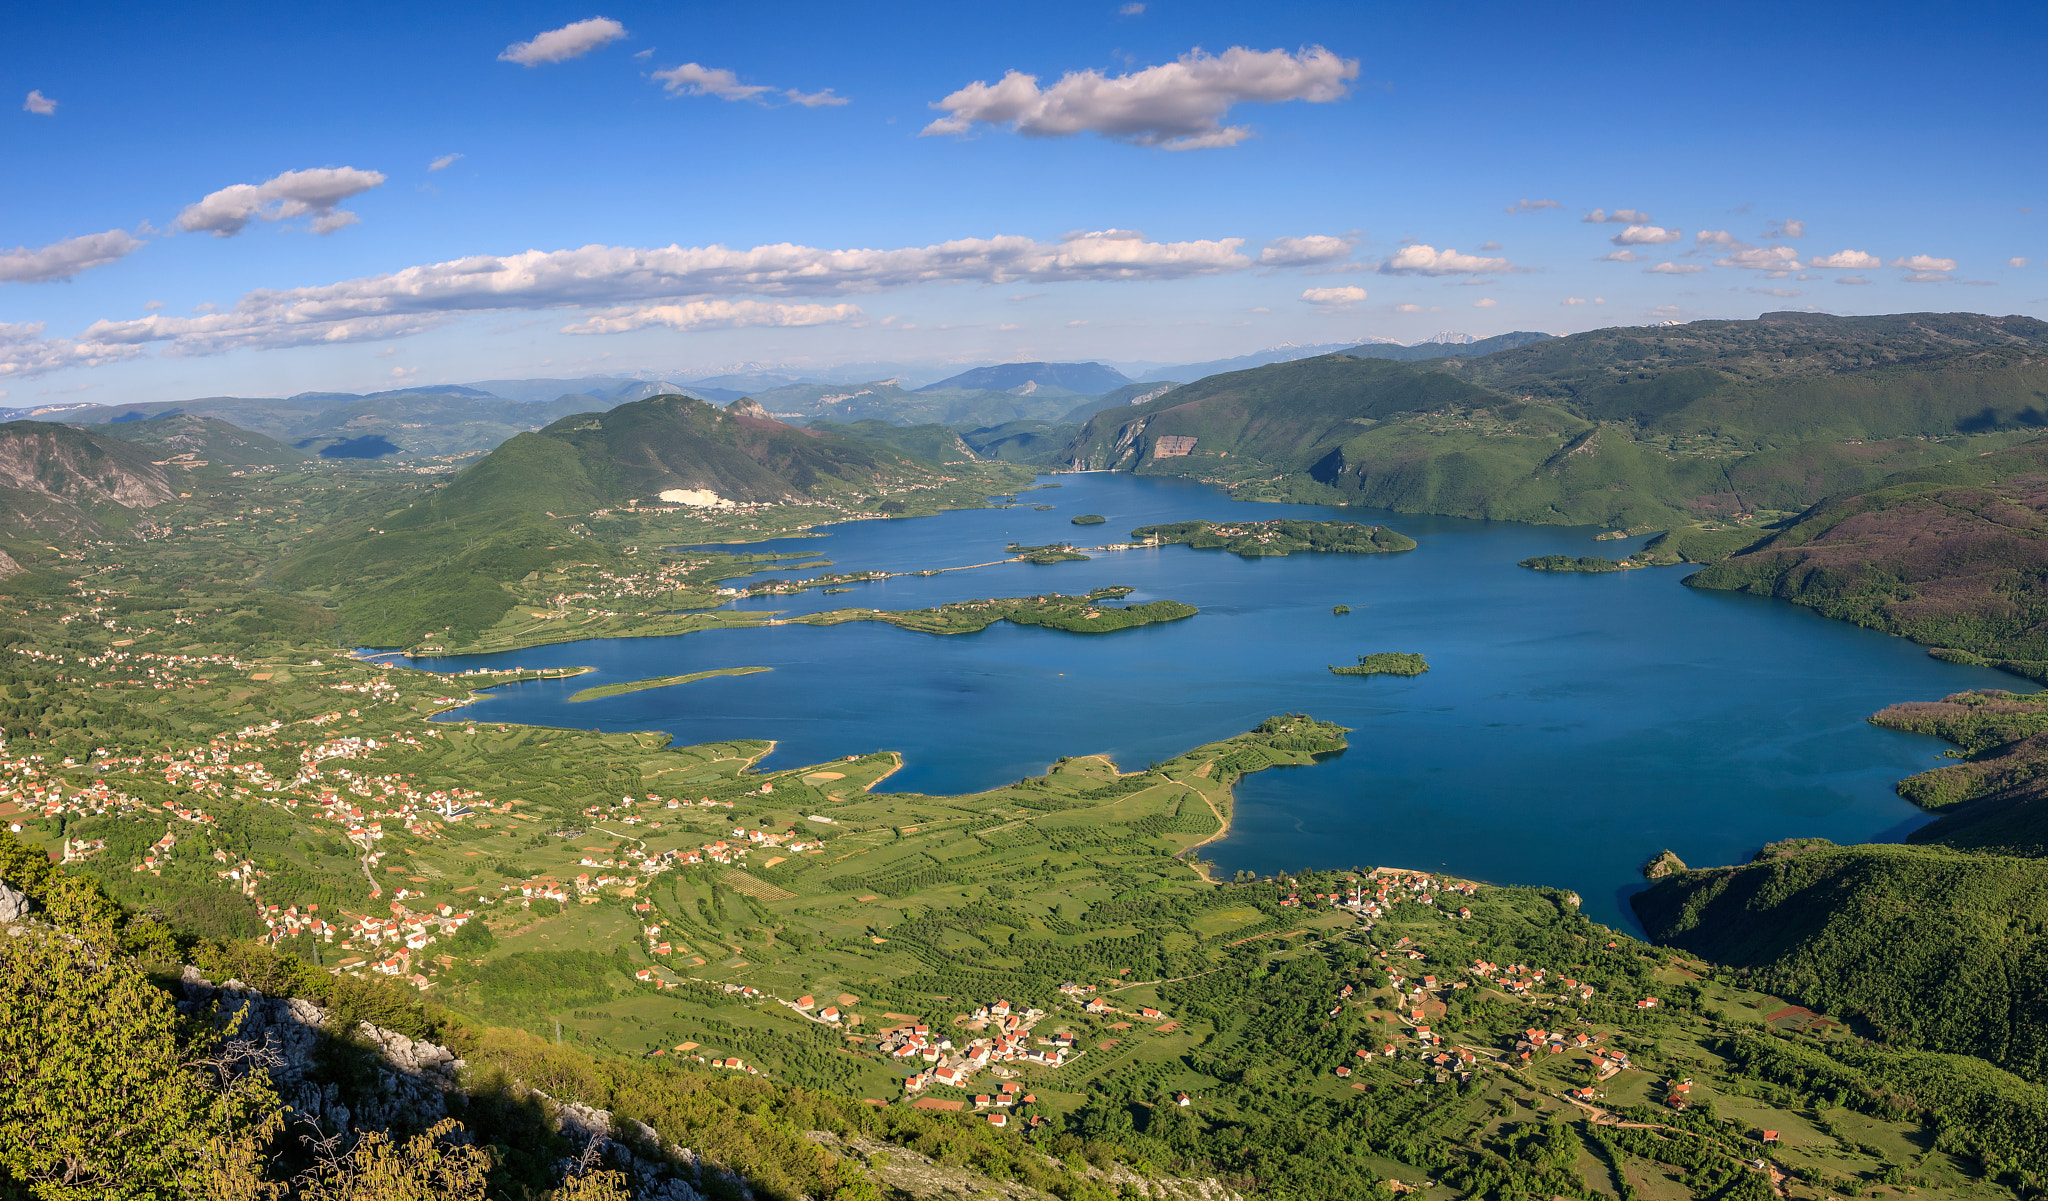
[402,474,2012,930]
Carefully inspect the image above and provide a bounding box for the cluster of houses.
[1468,960,1599,1001]
[888,998,1078,1095]
[338,899,475,953]
[1325,870,1484,921]
[256,903,339,945]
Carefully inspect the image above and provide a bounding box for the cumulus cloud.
[1300,285,1368,310]
[1611,225,1681,246]
[177,167,387,237]
[0,230,145,284]
[22,90,56,115]
[560,300,865,334]
[1646,262,1704,274]
[921,45,1357,150]
[0,321,146,381]
[429,153,463,171]
[1902,271,1951,284]
[1763,218,1805,239]
[62,228,1254,360]
[1695,230,1738,246]
[1598,249,1646,263]
[1506,198,1561,214]
[2013,257,2032,269]
[1890,254,1958,272]
[1259,234,1355,267]
[1392,303,1423,313]
[1836,276,1873,286]
[1717,245,1801,270]
[1561,297,1587,306]
[499,17,627,67]
[1377,244,1521,275]
[1583,208,1652,224]
[1472,297,1498,307]
[1806,249,1881,269]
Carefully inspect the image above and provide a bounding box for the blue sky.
[4,0,2045,402]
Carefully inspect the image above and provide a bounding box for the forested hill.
[1056,311,2048,529]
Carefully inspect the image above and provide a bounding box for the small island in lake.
[1133,519,1416,558]
[1519,553,1632,573]
[1071,513,1107,525]
[1330,652,1429,677]
[1008,541,1091,564]
[807,585,1196,635]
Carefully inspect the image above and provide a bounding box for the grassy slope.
[1058,312,2048,529]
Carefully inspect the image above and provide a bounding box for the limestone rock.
[0,880,32,922]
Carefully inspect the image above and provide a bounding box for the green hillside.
[0,419,176,537]
[1633,841,2048,1084]
[94,412,310,466]
[804,419,978,463]
[1056,312,2048,529]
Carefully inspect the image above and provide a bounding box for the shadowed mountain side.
[1633,841,2048,1085]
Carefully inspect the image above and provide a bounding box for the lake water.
[402,473,2014,931]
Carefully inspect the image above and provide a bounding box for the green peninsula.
[568,665,772,702]
[1007,541,1091,563]
[1330,652,1429,676]
[1519,553,1630,573]
[804,585,1196,635]
[1132,517,1416,557]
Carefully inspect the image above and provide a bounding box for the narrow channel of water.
[405,473,2014,930]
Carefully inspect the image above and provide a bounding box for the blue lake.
[401,473,2013,931]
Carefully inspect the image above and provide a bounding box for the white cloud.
[64,228,1254,360]
[921,45,1357,150]
[2013,257,2033,269]
[784,88,848,108]
[560,300,865,334]
[1377,244,1521,275]
[1806,249,1881,269]
[654,64,845,107]
[1902,271,1951,284]
[1478,241,1502,251]
[1836,276,1872,286]
[1259,234,1355,266]
[1583,208,1652,224]
[429,153,464,171]
[1748,287,1802,297]
[1695,230,1738,246]
[1611,225,1681,245]
[177,167,387,237]
[0,230,145,284]
[1561,297,1587,306]
[1598,249,1646,262]
[1120,2,1146,12]
[1716,245,1802,270]
[1763,219,1805,239]
[1392,303,1423,313]
[1890,254,1958,272]
[499,17,627,67]
[22,90,56,115]
[654,63,774,102]
[1646,262,1704,274]
[1301,285,1368,310]
[0,321,147,381]
[1505,198,1561,214]
[1472,297,1498,308]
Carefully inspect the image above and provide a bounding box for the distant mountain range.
[916,361,1133,397]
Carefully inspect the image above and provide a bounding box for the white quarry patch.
[658,488,736,509]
